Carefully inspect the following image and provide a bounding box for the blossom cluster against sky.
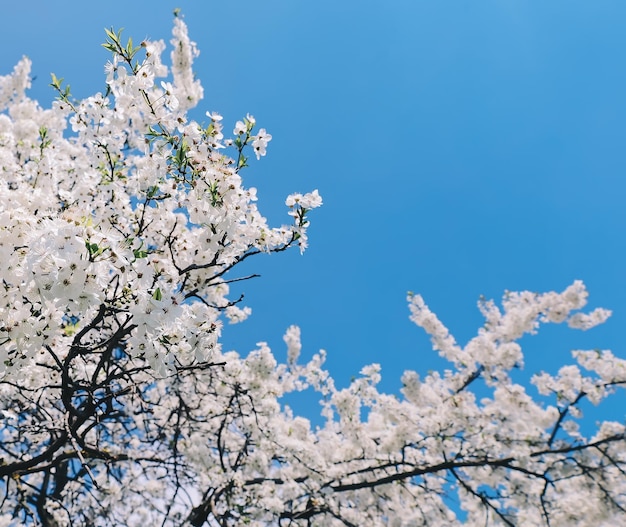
[3,0,626,417]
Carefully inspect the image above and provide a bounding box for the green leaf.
[49,73,63,90]
[153,287,163,301]
[146,185,159,199]
[104,27,117,42]
[38,127,51,150]
[85,241,106,258]
[174,139,189,167]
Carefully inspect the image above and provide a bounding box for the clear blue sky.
[4,1,626,420]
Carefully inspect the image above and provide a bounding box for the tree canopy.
[0,14,625,527]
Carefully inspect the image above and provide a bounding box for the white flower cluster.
[167,282,625,526]
[0,18,321,378]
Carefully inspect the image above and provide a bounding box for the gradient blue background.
[3,1,626,421]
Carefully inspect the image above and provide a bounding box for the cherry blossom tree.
[0,13,625,527]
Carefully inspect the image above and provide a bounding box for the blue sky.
[3,1,626,420]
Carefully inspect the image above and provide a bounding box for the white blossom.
[252,128,272,159]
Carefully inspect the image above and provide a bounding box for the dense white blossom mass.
[0,14,625,527]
